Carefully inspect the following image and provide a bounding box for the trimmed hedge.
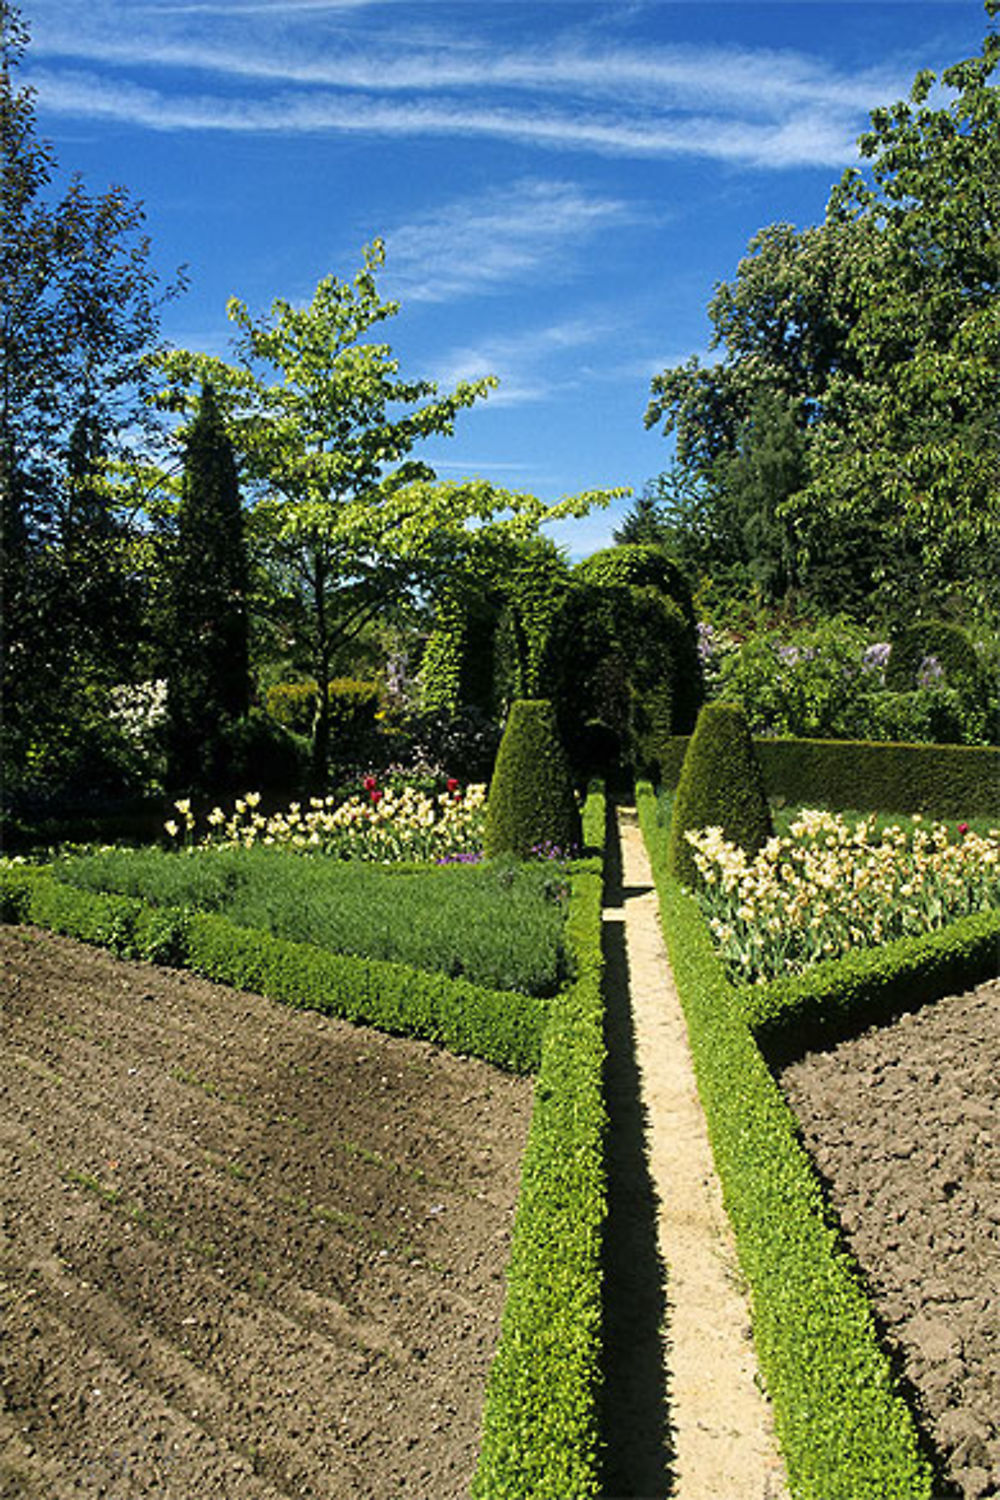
[0,865,544,1073]
[666,702,772,889]
[656,734,1000,818]
[472,790,607,1498]
[743,906,1000,1055]
[637,781,937,1500]
[484,699,581,860]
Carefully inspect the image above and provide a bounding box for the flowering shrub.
[710,619,996,744]
[686,809,1000,986]
[165,778,487,863]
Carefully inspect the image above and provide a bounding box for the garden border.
[636,779,941,1500]
[0,865,545,1072]
[655,734,1000,818]
[472,789,608,1497]
[0,783,610,1496]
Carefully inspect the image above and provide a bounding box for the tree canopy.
[153,241,614,774]
[1,1,181,813]
[645,9,1000,622]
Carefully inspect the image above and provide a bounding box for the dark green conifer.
[666,701,772,888]
[164,383,249,792]
[483,700,581,860]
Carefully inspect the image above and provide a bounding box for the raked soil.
[778,977,1000,1500]
[0,925,532,1500]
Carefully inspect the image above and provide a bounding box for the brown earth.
[0,925,533,1500]
[778,978,1000,1500]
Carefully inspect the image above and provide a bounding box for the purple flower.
[917,654,945,687]
[862,642,891,675]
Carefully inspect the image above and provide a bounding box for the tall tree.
[154,241,613,777]
[163,384,250,793]
[645,9,1000,621]
[1,2,182,809]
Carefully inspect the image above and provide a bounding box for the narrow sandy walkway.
[602,807,789,1500]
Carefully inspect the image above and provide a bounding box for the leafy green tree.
[1,2,181,813]
[154,242,612,777]
[646,10,1000,621]
[163,384,250,793]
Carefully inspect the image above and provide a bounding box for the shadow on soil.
[599,809,676,1499]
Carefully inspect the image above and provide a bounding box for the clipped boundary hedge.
[0,865,544,1073]
[656,734,1000,817]
[472,787,608,1498]
[744,906,1000,1054]
[636,781,937,1500]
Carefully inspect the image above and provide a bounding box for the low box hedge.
[472,785,608,1499]
[655,734,1000,818]
[743,906,1000,1057]
[636,780,938,1500]
[0,864,545,1073]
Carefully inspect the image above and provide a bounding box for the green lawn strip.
[0,864,544,1073]
[472,786,608,1500]
[636,780,936,1500]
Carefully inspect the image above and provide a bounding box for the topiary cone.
[484,699,581,860]
[666,701,772,888]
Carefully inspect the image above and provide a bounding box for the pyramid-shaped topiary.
[484,699,581,860]
[666,701,772,889]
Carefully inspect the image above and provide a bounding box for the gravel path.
[601,809,788,1499]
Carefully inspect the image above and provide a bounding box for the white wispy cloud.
[22,1,918,170]
[27,65,866,168]
[429,315,621,408]
[385,179,636,303]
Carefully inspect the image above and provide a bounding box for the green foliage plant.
[657,733,1000,819]
[473,793,606,1498]
[541,581,699,778]
[265,680,320,735]
[666,702,772,888]
[644,18,1000,620]
[153,243,616,780]
[55,844,569,997]
[163,382,250,793]
[886,618,983,694]
[484,701,581,861]
[574,542,695,625]
[1,4,184,819]
[637,782,936,1500]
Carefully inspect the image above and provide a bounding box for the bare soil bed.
[777,977,1000,1500]
[0,926,533,1500]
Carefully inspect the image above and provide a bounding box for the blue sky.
[21,0,990,558]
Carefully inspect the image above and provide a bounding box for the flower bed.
[685,809,1000,987]
[166,776,486,863]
